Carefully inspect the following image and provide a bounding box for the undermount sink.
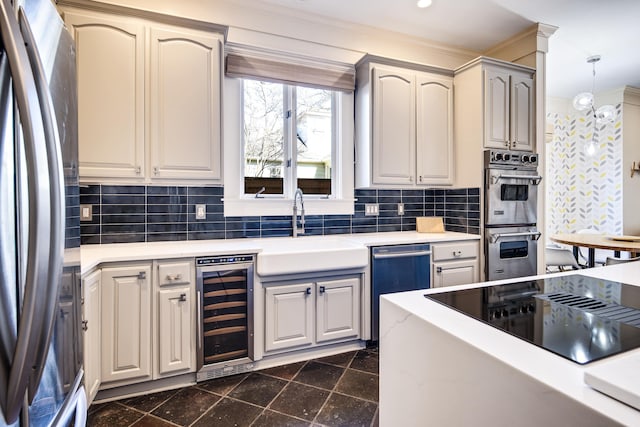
[256,236,368,276]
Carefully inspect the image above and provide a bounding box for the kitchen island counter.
[380,263,640,426]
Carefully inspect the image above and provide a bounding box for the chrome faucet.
[292,188,305,237]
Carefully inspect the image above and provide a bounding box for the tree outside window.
[243,79,334,196]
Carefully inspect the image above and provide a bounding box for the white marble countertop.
[81,231,479,275]
[381,263,640,425]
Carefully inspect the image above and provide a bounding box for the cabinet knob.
[179,293,187,302]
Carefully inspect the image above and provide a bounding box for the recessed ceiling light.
[417,0,432,8]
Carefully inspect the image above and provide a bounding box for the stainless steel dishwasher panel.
[371,244,431,341]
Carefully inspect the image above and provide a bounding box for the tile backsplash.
[79,185,480,245]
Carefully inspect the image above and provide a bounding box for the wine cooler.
[195,255,255,381]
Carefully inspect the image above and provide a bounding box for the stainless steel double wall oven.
[484,150,542,280]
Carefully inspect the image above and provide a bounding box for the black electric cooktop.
[425,274,640,364]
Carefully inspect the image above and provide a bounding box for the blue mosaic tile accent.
[79,185,481,244]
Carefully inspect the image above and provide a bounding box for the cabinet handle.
[81,320,88,332]
[419,175,423,182]
[436,266,442,273]
[305,287,311,295]
[153,166,159,175]
[166,273,182,281]
[135,166,141,174]
[452,250,462,257]
[179,293,187,302]
[113,271,146,280]
[319,286,325,294]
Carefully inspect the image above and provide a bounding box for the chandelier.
[572,55,616,124]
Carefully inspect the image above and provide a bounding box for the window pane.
[243,80,284,195]
[296,86,333,195]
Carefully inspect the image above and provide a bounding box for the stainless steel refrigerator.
[0,0,84,425]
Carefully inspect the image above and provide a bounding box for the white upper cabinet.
[356,59,454,188]
[65,12,145,180]
[483,66,535,151]
[149,27,222,181]
[416,74,454,185]
[453,57,536,188]
[510,73,535,151]
[371,66,416,186]
[63,9,223,184]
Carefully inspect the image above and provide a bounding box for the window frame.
[223,77,355,217]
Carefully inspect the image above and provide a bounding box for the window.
[222,47,355,217]
[242,80,336,198]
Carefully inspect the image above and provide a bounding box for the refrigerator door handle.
[50,369,87,427]
[18,6,66,402]
[0,0,54,422]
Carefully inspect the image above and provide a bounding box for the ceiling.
[255,0,640,99]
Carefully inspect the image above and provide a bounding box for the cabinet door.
[510,74,535,152]
[372,66,415,185]
[158,287,192,375]
[433,259,479,288]
[416,74,454,185]
[484,69,511,149]
[265,283,314,352]
[149,27,222,181]
[82,270,101,404]
[101,265,152,383]
[65,12,145,180]
[316,277,361,343]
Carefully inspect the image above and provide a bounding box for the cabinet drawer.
[432,241,479,261]
[158,261,193,286]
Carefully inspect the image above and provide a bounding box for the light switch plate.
[195,204,206,220]
[80,204,92,221]
[397,203,404,216]
[365,203,379,216]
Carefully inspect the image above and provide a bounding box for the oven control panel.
[484,150,538,168]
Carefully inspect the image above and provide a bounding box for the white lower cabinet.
[82,269,101,404]
[264,276,361,353]
[431,241,480,287]
[157,287,193,375]
[100,264,152,384]
[316,278,361,343]
[265,283,314,352]
[95,259,195,391]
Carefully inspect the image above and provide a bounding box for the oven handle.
[372,250,431,259]
[489,231,541,243]
[491,174,542,185]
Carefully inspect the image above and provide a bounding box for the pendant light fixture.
[572,55,616,124]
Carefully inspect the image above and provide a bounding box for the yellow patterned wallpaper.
[545,104,623,240]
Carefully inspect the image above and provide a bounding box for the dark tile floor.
[88,348,379,427]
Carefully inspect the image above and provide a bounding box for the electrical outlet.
[80,204,92,221]
[397,203,404,216]
[195,204,206,220]
[365,203,379,216]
